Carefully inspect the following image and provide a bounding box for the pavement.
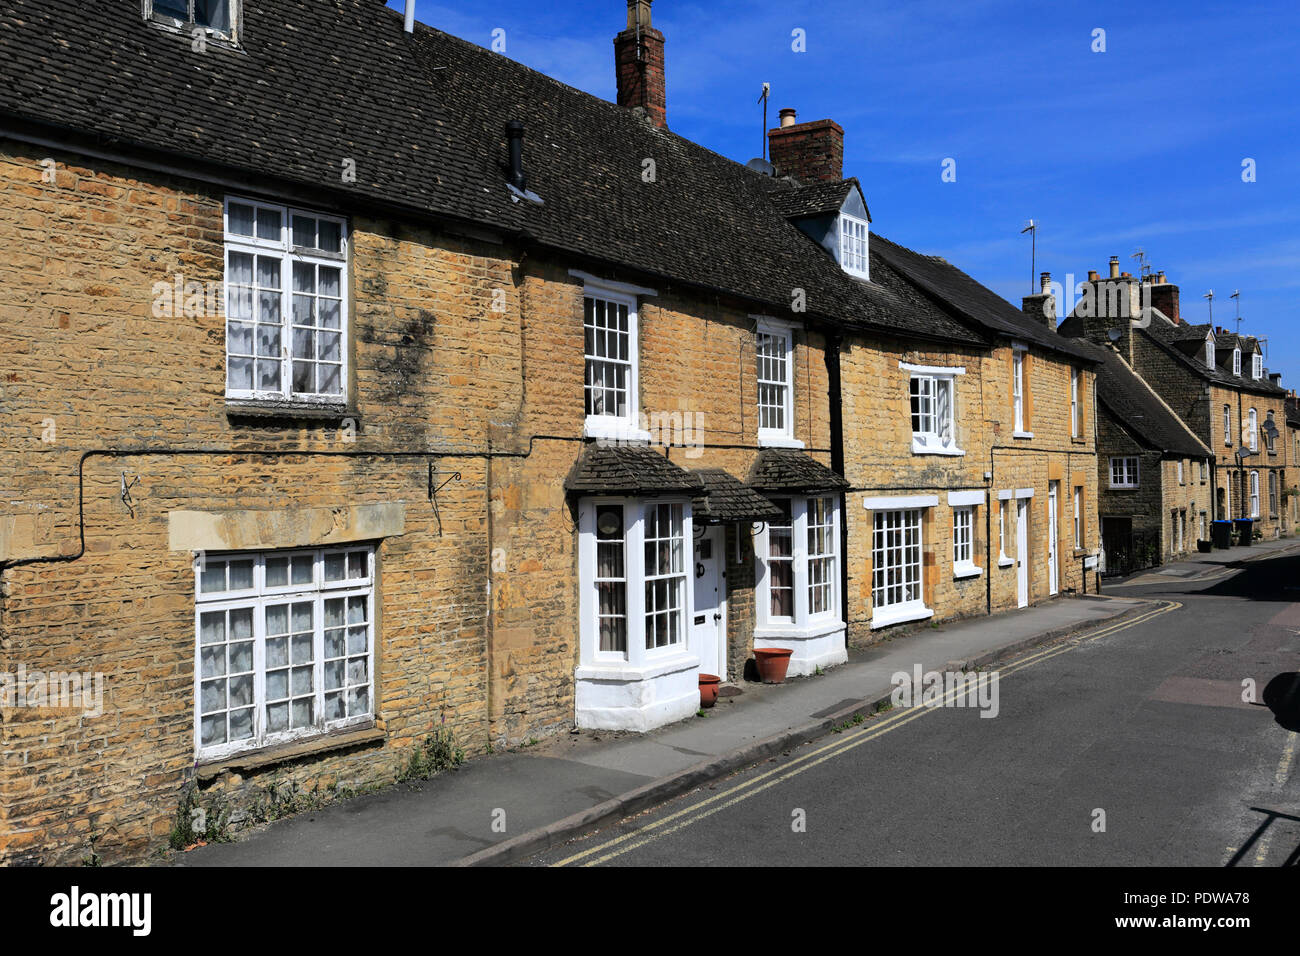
[175,580,1175,867]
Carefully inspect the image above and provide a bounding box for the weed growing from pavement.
[832,713,867,733]
[397,727,466,782]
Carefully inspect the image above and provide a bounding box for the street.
[528,546,1300,866]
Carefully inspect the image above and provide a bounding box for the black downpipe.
[825,333,848,635]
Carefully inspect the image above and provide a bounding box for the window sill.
[871,603,933,630]
[226,398,357,424]
[195,723,384,781]
[576,652,697,683]
[1109,485,1139,491]
[584,418,653,444]
[758,434,805,450]
[911,437,965,456]
[1072,548,1089,557]
[997,556,1015,568]
[754,618,845,641]
[953,564,982,580]
[1012,430,1035,440]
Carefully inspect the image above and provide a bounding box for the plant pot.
[1197,540,1213,553]
[753,647,793,684]
[698,673,721,708]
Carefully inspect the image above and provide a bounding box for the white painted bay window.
[756,496,841,629]
[579,499,691,663]
[194,545,375,760]
[577,498,697,731]
[224,198,347,403]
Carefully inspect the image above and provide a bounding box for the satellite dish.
[1106,328,1123,342]
[746,158,776,176]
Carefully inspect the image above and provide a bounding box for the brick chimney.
[767,109,845,183]
[614,0,666,128]
[1147,271,1180,323]
[1022,271,1057,331]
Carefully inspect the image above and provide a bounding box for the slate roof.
[764,178,869,221]
[747,449,849,494]
[0,0,980,348]
[691,470,783,525]
[565,444,702,497]
[870,235,1098,364]
[1071,339,1212,458]
[1142,320,1283,396]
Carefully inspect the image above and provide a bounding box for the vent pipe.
[506,120,528,192]
[404,0,415,33]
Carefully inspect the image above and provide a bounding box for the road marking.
[552,600,1182,867]
[1253,731,1299,865]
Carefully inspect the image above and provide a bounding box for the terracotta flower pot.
[753,647,793,684]
[699,673,721,708]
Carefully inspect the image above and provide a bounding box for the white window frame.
[1250,471,1260,518]
[145,0,240,43]
[997,499,1013,567]
[1073,487,1082,549]
[1177,459,1184,484]
[193,545,376,761]
[582,286,645,441]
[756,318,801,448]
[1233,348,1241,376]
[868,503,933,629]
[839,213,870,280]
[1070,367,1081,438]
[1252,351,1263,380]
[952,505,980,578]
[1109,456,1140,490]
[1224,405,1232,446]
[1248,408,1258,452]
[756,496,842,634]
[1011,344,1032,438]
[1200,459,1208,483]
[902,362,965,456]
[1205,336,1215,369]
[224,197,349,405]
[577,498,693,671]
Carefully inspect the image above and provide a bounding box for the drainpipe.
[825,333,848,636]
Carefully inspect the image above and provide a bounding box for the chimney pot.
[1109,256,1120,278]
[779,107,798,128]
[1088,270,1099,281]
[1156,270,1166,283]
[1040,272,1051,293]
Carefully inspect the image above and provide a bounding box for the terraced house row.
[11,0,1256,866]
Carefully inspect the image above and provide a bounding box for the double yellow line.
[552,600,1182,866]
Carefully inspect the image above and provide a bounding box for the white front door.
[1016,499,1029,609]
[1047,482,1059,596]
[692,527,726,678]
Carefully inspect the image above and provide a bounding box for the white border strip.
[569,269,659,298]
[947,490,986,507]
[863,494,939,510]
[899,361,966,376]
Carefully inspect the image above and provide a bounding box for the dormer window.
[839,214,870,280]
[1204,336,1215,369]
[1252,352,1263,379]
[1232,348,1241,376]
[145,1,238,42]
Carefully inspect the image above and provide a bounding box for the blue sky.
[389,0,1300,384]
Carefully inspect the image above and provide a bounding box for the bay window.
[224,197,347,404]
[756,496,841,630]
[579,498,691,665]
[194,545,375,760]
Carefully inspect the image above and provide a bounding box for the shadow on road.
[1261,673,1300,731]
[1225,807,1300,867]
[1187,552,1300,603]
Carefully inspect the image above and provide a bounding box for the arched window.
[1269,471,1278,517]
[1250,471,1260,518]
[1248,408,1257,451]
